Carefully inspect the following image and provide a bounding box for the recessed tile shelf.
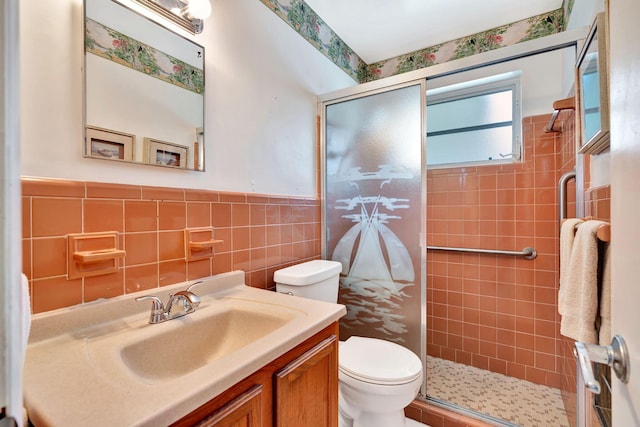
[67,232,126,279]
[185,227,224,261]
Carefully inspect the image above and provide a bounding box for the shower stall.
[320,30,586,426]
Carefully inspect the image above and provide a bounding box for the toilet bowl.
[274,260,424,427]
[338,336,423,427]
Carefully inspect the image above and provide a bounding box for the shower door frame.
[319,79,429,395]
[318,27,588,401]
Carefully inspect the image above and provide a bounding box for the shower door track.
[420,396,520,427]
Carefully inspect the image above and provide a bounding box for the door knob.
[574,335,630,394]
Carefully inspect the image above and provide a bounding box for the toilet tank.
[274,260,342,303]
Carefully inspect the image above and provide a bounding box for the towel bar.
[595,223,610,242]
[546,97,575,132]
[426,245,537,259]
[564,218,611,242]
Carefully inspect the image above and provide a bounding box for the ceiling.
[303,0,564,64]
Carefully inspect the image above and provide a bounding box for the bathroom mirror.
[84,0,205,171]
[577,12,609,155]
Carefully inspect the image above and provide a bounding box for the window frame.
[426,73,522,169]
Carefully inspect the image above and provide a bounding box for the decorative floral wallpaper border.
[258,0,363,81]
[361,8,564,82]
[258,1,569,84]
[85,18,204,94]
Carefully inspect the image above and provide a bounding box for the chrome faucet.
[136,290,201,324]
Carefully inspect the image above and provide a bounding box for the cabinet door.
[274,335,338,427]
[196,384,263,427]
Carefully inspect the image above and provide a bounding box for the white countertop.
[23,271,346,427]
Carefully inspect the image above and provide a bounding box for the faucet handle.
[186,280,203,293]
[135,295,166,324]
[135,295,164,310]
[164,290,201,318]
[174,290,201,309]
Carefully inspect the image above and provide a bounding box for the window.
[426,72,522,167]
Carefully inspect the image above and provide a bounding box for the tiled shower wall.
[22,178,320,313]
[426,111,576,389]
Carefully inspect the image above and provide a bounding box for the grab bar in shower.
[558,169,576,226]
[426,245,537,260]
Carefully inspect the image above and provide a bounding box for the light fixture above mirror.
[126,0,211,34]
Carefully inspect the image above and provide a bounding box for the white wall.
[567,0,605,30]
[19,0,356,196]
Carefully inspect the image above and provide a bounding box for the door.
[274,335,338,427]
[321,81,426,383]
[609,0,640,424]
[1,0,24,423]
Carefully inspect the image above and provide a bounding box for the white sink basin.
[119,300,299,381]
[82,297,304,385]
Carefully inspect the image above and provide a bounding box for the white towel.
[21,273,32,426]
[21,273,31,352]
[558,218,583,316]
[599,244,611,345]
[560,220,607,344]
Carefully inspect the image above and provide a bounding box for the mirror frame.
[83,0,205,171]
[577,12,609,155]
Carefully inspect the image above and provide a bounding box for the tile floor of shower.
[425,356,570,427]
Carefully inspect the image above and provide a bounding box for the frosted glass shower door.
[323,82,425,361]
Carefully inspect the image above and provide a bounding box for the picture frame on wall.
[143,137,189,169]
[85,126,135,161]
[576,12,610,155]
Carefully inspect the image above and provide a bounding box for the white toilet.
[274,260,423,427]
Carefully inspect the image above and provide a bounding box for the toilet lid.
[339,337,422,385]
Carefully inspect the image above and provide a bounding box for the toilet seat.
[339,337,422,385]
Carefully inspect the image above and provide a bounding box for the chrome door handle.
[574,335,630,394]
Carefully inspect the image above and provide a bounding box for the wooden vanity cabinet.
[171,322,339,427]
[193,384,265,427]
[274,333,338,427]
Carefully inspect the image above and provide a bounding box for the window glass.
[426,75,521,167]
